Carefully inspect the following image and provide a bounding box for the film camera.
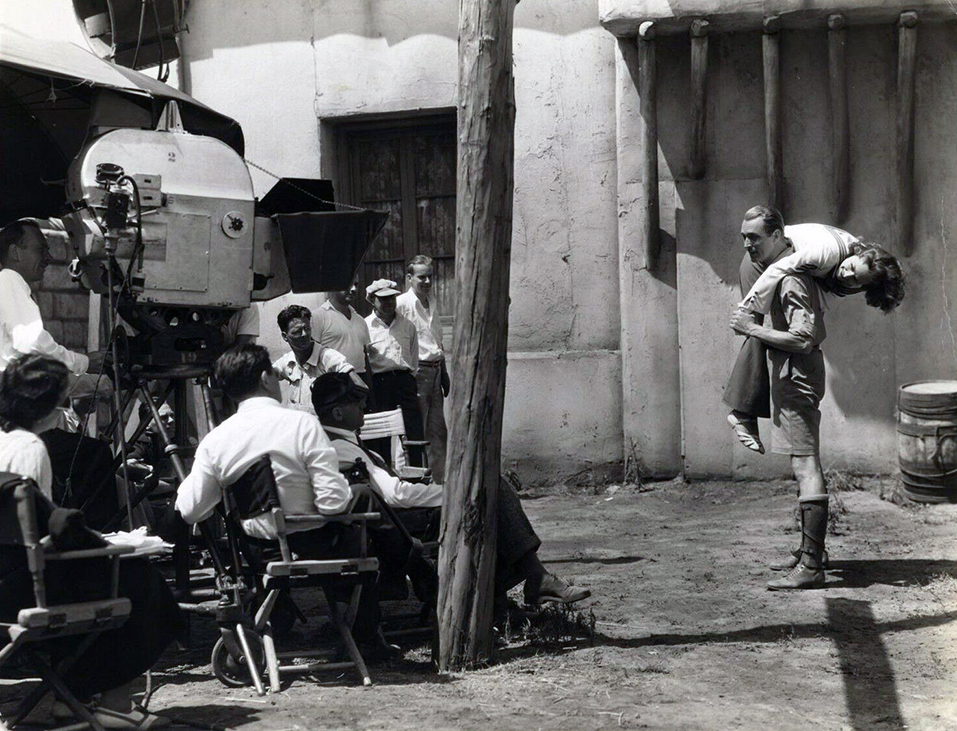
[60,127,382,370]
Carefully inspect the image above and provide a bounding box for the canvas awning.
[0,25,243,223]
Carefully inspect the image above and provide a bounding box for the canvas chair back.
[223,455,292,562]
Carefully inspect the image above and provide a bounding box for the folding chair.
[339,460,439,642]
[0,473,134,731]
[359,408,431,481]
[212,455,381,691]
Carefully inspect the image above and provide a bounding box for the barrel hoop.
[897,422,957,438]
[901,475,957,491]
[898,402,957,419]
[901,465,957,480]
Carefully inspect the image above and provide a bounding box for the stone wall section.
[34,233,90,354]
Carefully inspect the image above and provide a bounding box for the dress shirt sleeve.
[175,439,224,524]
[300,419,352,515]
[406,320,419,371]
[0,274,89,375]
[373,463,443,509]
[320,347,354,374]
[4,437,54,501]
[335,438,443,509]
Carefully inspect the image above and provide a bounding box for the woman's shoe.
[727,413,765,454]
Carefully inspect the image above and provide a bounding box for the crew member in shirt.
[0,219,109,416]
[363,279,425,467]
[272,304,352,414]
[312,282,374,393]
[222,305,260,347]
[0,219,118,528]
[312,372,592,610]
[175,344,385,648]
[396,255,449,483]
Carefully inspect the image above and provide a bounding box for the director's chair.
[359,408,431,481]
[211,455,381,692]
[0,473,134,731]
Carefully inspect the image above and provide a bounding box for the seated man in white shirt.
[272,305,353,414]
[0,219,118,528]
[312,372,591,612]
[174,344,383,646]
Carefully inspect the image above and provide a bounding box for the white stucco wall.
[175,0,623,483]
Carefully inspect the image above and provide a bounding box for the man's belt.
[418,360,443,367]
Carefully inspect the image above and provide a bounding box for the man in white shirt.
[272,304,352,414]
[0,219,119,528]
[363,279,425,467]
[0,219,109,407]
[312,372,591,610]
[312,283,373,385]
[396,255,449,483]
[175,344,387,646]
[175,344,352,539]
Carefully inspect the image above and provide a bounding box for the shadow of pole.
[826,597,904,731]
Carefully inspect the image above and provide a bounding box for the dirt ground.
[5,476,957,731]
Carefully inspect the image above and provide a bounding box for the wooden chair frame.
[0,476,134,731]
[216,457,381,691]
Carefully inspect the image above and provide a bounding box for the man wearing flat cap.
[363,279,425,467]
[312,372,591,611]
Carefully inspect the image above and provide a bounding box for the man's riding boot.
[769,504,829,571]
[767,497,828,591]
[769,547,829,572]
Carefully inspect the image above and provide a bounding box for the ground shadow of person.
[823,558,957,589]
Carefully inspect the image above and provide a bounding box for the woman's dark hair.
[849,242,905,312]
[277,305,312,334]
[213,344,273,400]
[742,205,785,235]
[0,354,69,431]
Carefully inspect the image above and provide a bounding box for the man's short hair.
[0,354,69,431]
[850,242,905,312]
[213,344,273,400]
[277,304,312,334]
[407,254,433,275]
[0,219,41,263]
[742,205,785,235]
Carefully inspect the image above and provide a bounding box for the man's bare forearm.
[745,324,813,354]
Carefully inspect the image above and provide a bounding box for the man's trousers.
[368,370,425,467]
[414,361,448,483]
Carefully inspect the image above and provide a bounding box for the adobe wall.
[616,21,957,478]
[176,0,624,483]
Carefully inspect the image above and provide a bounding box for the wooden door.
[341,119,456,325]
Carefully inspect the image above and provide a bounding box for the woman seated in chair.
[0,354,183,730]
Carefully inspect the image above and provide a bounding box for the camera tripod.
[86,360,223,593]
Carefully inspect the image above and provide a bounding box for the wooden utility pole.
[437,0,516,671]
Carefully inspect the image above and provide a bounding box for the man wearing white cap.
[363,279,425,467]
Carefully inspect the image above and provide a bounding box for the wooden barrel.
[898,381,957,503]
